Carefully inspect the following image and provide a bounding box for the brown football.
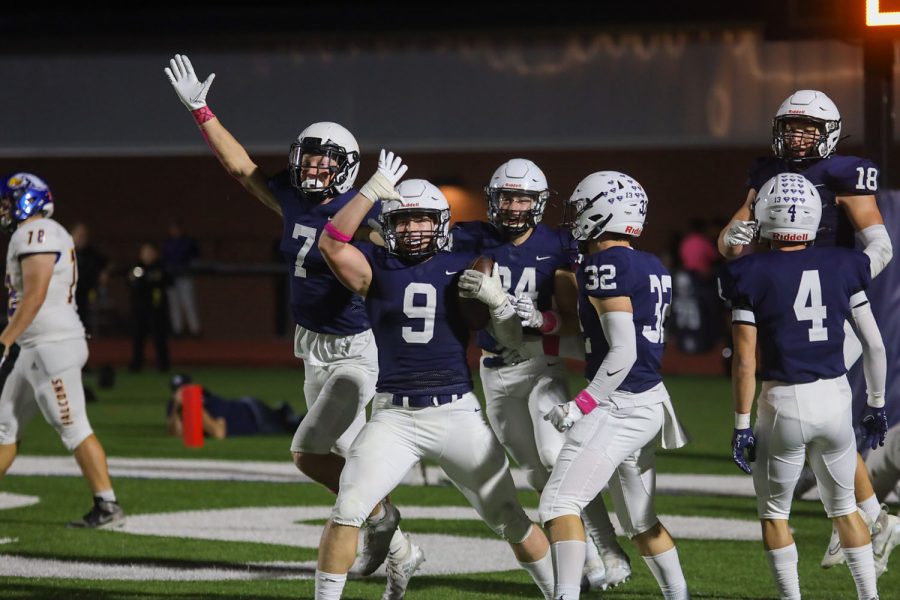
[459,255,494,331]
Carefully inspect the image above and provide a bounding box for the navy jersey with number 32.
[361,246,477,396]
[719,247,871,383]
[577,246,672,393]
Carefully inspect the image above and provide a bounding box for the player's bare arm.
[0,253,55,348]
[551,268,580,335]
[319,149,408,296]
[730,322,756,417]
[165,53,282,216]
[717,188,757,259]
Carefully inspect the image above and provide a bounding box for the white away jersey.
[5,218,85,347]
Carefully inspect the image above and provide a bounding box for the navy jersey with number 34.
[577,246,672,393]
[719,247,871,383]
[361,246,477,396]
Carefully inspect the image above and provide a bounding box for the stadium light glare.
[867,0,900,27]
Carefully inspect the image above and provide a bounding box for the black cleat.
[68,498,125,529]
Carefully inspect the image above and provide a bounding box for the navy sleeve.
[718,259,754,311]
[267,170,294,211]
[845,249,872,295]
[583,249,632,300]
[555,228,578,271]
[745,157,772,192]
[449,221,483,253]
[827,156,880,195]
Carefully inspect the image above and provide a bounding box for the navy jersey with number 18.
[577,246,672,393]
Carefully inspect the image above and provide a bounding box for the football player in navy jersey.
[540,171,690,600]
[720,173,887,600]
[718,89,895,569]
[316,158,556,599]
[452,158,631,591]
[164,54,413,578]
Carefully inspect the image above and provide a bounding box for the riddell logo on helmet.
[625,225,642,235]
[772,232,809,241]
[787,110,808,114]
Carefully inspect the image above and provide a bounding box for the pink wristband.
[191,106,216,126]
[324,222,353,243]
[574,389,598,415]
[539,310,560,335]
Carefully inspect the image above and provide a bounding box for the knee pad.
[331,489,369,528]
[60,421,93,452]
[492,506,534,544]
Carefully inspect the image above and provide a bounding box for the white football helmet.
[288,121,360,201]
[754,173,822,242]
[772,90,841,162]
[563,171,648,241]
[380,179,451,259]
[485,158,551,235]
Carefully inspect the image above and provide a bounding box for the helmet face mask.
[288,122,360,202]
[0,172,53,233]
[771,90,841,162]
[754,173,822,243]
[563,171,647,242]
[379,179,451,261]
[485,159,551,236]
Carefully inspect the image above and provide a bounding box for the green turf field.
[1,369,897,599]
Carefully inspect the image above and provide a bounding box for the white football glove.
[514,294,543,329]
[544,401,584,432]
[723,220,758,247]
[459,263,509,310]
[360,149,408,203]
[164,54,216,111]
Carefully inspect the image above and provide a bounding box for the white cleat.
[821,524,845,569]
[580,560,608,593]
[600,548,632,589]
[382,537,425,600]
[357,501,401,576]
[872,505,900,578]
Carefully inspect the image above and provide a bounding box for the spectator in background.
[670,219,724,354]
[128,242,170,372]
[71,222,109,338]
[163,222,201,338]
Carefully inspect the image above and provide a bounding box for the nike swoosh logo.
[814,183,826,187]
[827,539,842,556]
[446,270,459,275]
[189,94,205,105]
[536,256,552,261]
[606,367,624,376]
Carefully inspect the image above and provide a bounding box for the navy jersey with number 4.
[451,221,576,352]
[361,246,477,396]
[577,246,671,393]
[719,247,871,383]
[747,155,879,248]
[269,171,379,335]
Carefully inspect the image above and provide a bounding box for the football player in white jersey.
[0,173,124,528]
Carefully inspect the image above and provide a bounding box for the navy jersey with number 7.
[718,246,871,383]
[576,246,672,393]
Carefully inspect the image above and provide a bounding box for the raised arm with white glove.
[723,220,758,248]
[165,54,217,124]
[359,150,407,203]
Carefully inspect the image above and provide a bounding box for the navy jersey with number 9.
[360,245,477,396]
[577,246,672,393]
[718,246,871,383]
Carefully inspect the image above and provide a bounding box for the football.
[459,255,494,331]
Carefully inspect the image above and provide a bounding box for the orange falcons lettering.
[52,378,73,426]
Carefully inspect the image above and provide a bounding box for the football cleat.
[820,524,845,568]
[599,546,632,589]
[581,560,608,592]
[872,505,900,578]
[68,498,125,529]
[357,501,401,576]
[382,536,425,600]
